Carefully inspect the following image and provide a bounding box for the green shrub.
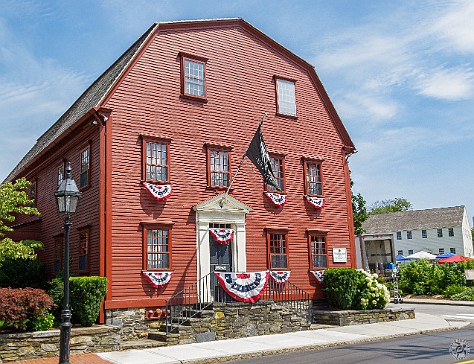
[323,268,361,309]
[443,285,467,298]
[0,257,46,289]
[451,287,474,301]
[0,288,53,331]
[353,271,390,310]
[69,276,108,326]
[27,311,55,331]
[48,276,64,323]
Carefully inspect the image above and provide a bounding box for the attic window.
[180,53,208,101]
[275,77,296,117]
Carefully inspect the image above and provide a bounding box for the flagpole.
[219,113,267,207]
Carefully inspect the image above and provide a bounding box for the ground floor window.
[309,234,328,269]
[143,224,172,270]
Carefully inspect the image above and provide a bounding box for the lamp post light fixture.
[55,161,81,364]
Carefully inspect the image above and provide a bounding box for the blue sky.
[1,0,473,224]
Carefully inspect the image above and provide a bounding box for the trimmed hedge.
[0,257,46,289]
[70,276,108,326]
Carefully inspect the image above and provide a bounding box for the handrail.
[165,272,313,335]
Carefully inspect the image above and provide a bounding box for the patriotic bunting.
[209,228,235,245]
[311,270,325,284]
[305,195,325,209]
[269,270,291,284]
[215,271,269,303]
[143,182,172,201]
[265,192,287,207]
[142,271,173,288]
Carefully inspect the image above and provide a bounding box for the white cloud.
[415,66,474,100]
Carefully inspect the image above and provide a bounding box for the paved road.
[226,325,474,364]
[393,302,474,322]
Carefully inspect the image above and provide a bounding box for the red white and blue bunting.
[310,270,325,284]
[265,192,287,207]
[305,195,325,209]
[142,271,173,288]
[209,228,234,245]
[143,182,172,201]
[269,270,291,284]
[215,271,269,303]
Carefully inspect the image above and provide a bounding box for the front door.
[209,223,233,300]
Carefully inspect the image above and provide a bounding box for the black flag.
[245,125,281,191]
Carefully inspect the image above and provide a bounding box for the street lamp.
[55,161,81,364]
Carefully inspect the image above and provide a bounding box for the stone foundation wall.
[0,325,120,363]
[105,308,150,341]
[313,307,415,326]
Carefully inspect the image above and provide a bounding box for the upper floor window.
[266,155,285,193]
[78,227,90,273]
[143,224,172,270]
[304,160,323,196]
[407,231,412,240]
[275,78,296,117]
[437,228,443,238]
[422,230,427,238]
[180,53,207,100]
[28,179,37,207]
[80,144,91,189]
[142,138,170,183]
[396,231,402,240]
[448,228,454,237]
[309,234,328,269]
[266,230,288,269]
[57,162,65,186]
[207,146,231,188]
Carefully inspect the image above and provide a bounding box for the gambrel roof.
[362,206,466,234]
[6,18,355,182]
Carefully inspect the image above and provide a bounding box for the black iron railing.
[165,273,312,335]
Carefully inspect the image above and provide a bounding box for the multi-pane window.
[208,148,230,188]
[80,145,90,188]
[267,231,288,269]
[309,235,328,269]
[448,228,454,237]
[276,78,296,116]
[78,228,89,272]
[408,249,414,255]
[143,139,170,182]
[396,232,402,240]
[437,228,443,238]
[304,160,323,196]
[54,235,63,276]
[439,248,445,255]
[180,53,207,99]
[422,230,427,238]
[267,155,285,192]
[397,250,404,256]
[407,231,412,239]
[143,226,171,270]
[450,247,456,254]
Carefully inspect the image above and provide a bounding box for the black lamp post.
[55,161,81,364]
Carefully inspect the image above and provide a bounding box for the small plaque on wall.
[332,247,347,263]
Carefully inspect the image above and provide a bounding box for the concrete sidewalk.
[95,312,469,364]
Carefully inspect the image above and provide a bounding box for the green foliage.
[368,198,412,215]
[322,268,389,310]
[443,285,467,298]
[399,260,474,295]
[0,288,53,332]
[451,287,474,301]
[27,311,55,331]
[48,276,65,322]
[0,178,42,268]
[351,179,368,236]
[69,276,108,326]
[0,257,46,289]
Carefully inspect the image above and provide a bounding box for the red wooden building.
[6,18,356,320]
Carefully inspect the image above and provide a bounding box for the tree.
[368,198,412,215]
[0,178,42,267]
[351,180,368,235]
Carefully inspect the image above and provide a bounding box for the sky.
[1,0,473,225]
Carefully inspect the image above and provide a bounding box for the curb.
[401,299,474,307]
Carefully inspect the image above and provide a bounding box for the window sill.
[275,112,297,120]
[180,94,208,103]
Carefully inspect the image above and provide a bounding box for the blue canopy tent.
[436,252,456,259]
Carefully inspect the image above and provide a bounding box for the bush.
[0,288,54,331]
[451,287,474,301]
[353,270,390,310]
[323,268,361,309]
[48,276,64,323]
[69,276,108,326]
[0,257,46,289]
[27,311,55,331]
[443,285,467,298]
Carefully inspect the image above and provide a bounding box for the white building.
[358,206,473,270]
